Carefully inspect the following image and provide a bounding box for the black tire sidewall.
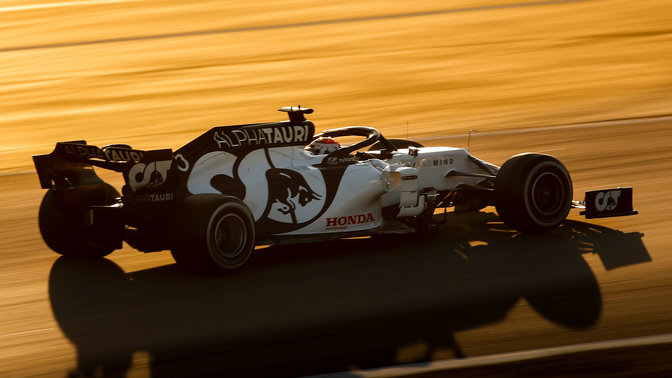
[523,159,572,228]
[495,154,572,233]
[171,194,255,272]
[205,200,255,269]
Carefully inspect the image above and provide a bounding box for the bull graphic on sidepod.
[265,168,321,224]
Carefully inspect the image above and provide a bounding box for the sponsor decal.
[582,187,635,219]
[128,160,172,191]
[213,125,310,149]
[62,143,144,162]
[325,155,357,165]
[595,189,621,212]
[410,158,453,168]
[325,213,375,231]
[132,192,175,203]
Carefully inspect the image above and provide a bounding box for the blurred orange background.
[3,0,671,172]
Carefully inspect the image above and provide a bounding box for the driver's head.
[306,137,340,155]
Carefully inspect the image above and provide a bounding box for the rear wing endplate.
[575,187,638,219]
[33,141,172,190]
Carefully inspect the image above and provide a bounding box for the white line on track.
[0,170,38,177]
[1,328,55,337]
[307,333,672,377]
[0,0,136,13]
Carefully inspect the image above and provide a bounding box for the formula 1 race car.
[33,107,638,272]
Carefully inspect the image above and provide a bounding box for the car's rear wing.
[33,141,174,192]
[573,187,638,219]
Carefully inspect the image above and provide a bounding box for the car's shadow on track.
[48,212,649,377]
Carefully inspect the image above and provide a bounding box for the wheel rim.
[530,171,564,216]
[211,213,247,261]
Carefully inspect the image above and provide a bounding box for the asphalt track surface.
[3,118,672,377]
[2,0,672,377]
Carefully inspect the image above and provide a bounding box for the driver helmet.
[306,137,340,155]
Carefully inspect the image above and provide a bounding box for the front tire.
[171,194,255,273]
[494,153,572,234]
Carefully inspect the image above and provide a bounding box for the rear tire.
[39,185,119,258]
[494,153,572,234]
[171,194,255,273]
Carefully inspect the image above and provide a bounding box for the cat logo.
[595,189,621,212]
